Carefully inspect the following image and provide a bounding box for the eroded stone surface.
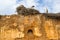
[0,5,60,40]
[0,14,59,40]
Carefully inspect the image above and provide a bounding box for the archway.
[27,29,33,34]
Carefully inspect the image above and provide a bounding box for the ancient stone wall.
[0,14,59,40]
[0,5,60,40]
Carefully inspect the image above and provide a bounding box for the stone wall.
[0,14,59,40]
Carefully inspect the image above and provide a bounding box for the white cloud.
[52,0,60,13]
[0,0,60,15]
[0,0,16,15]
[41,0,60,13]
[11,0,60,13]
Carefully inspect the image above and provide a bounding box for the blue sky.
[0,0,60,15]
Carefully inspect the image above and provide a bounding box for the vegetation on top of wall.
[16,5,40,15]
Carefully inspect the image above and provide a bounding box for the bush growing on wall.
[16,5,40,15]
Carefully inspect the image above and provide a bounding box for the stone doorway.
[24,27,35,40]
[27,29,33,34]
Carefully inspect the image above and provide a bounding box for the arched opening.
[27,29,33,34]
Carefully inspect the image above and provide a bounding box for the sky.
[0,0,60,15]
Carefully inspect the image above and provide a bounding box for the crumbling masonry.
[0,5,60,40]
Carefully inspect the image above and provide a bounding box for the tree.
[16,5,40,15]
[16,5,27,15]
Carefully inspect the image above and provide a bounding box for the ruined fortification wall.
[0,14,59,40]
[0,5,60,40]
[0,14,43,40]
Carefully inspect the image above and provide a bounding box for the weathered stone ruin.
[0,5,60,40]
[16,5,40,15]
